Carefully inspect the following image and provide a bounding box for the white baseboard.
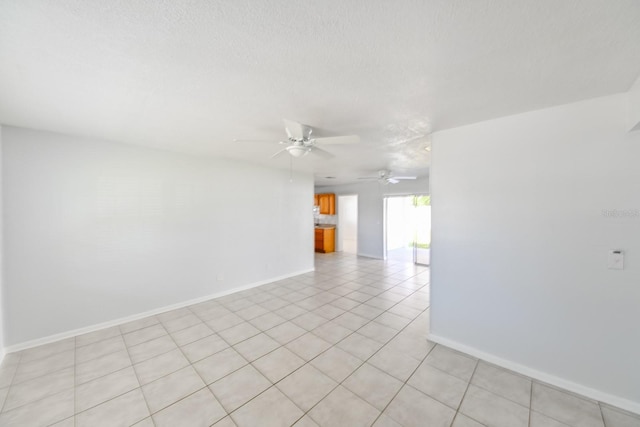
[427,333,640,415]
[357,252,383,259]
[5,268,314,354]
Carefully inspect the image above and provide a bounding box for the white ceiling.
[1,1,640,185]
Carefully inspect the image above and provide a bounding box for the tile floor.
[0,253,638,427]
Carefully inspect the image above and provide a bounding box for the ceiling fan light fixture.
[286,145,310,157]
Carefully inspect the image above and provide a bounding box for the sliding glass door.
[412,195,430,266]
[384,194,430,266]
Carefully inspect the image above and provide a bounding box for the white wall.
[430,93,640,410]
[2,126,314,347]
[0,126,5,360]
[316,178,429,259]
[630,75,640,131]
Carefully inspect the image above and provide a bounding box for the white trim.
[427,333,640,415]
[5,268,314,354]
[356,252,383,259]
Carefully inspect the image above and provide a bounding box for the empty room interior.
[1,1,639,426]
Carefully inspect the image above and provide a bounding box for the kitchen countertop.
[315,224,336,229]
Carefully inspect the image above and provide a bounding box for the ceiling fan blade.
[387,178,400,184]
[234,139,278,143]
[392,176,417,180]
[313,135,360,145]
[357,177,378,180]
[270,148,288,158]
[310,147,334,159]
[283,119,307,140]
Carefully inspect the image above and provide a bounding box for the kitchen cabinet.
[315,193,335,215]
[315,227,335,253]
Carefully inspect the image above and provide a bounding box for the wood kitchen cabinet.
[315,227,335,253]
[314,193,335,215]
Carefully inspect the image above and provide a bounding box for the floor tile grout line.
[51,268,426,398]
[453,369,533,413]
[527,391,606,427]
[446,357,480,427]
[0,351,23,414]
[528,377,534,427]
[214,307,391,424]
[69,365,136,413]
[74,339,129,366]
[354,309,437,426]
[128,337,184,365]
[113,326,154,426]
[9,341,124,389]
[372,355,436,425]
[191,269,430,426]
[122,325,171,349]
[9,341,73,366]
[2,368,108,416]
[71,383,209,424]
[156,306,289,423]
[0,304,416,422]
[75,329,123,349]
[0,365,77,413]
[293,300,431,426]
[597,399,607,427]
[7,355,74,386]
[119,316,162,337]
[143,317,231,419]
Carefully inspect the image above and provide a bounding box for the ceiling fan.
[235,119,359,158]
[358,170,417,184]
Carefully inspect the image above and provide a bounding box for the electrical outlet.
[608,250,624,270]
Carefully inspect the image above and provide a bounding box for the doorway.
[337,195,358,254]
[384,195,430,265]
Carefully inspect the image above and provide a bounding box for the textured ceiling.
[1,0,640,185]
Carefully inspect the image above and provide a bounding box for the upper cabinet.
[315,193,336,215]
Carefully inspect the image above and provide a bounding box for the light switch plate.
[608,250,624,270]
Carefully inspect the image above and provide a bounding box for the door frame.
[337,194,358,254]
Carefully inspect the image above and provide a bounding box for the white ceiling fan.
[358,170,417,184]
[235,119,359,158]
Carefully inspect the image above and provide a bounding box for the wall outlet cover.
[607,250,624,270]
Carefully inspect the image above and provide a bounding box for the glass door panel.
[413,195,431,266]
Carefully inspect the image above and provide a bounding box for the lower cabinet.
[314,228,335,253]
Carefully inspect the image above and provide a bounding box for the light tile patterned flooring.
[0,253,638,427]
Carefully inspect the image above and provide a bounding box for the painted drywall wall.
[0,126,4,360]
[316,178,429,259]
[629,75,640,131]
[1,126,314,346]
[430,93,640,409]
